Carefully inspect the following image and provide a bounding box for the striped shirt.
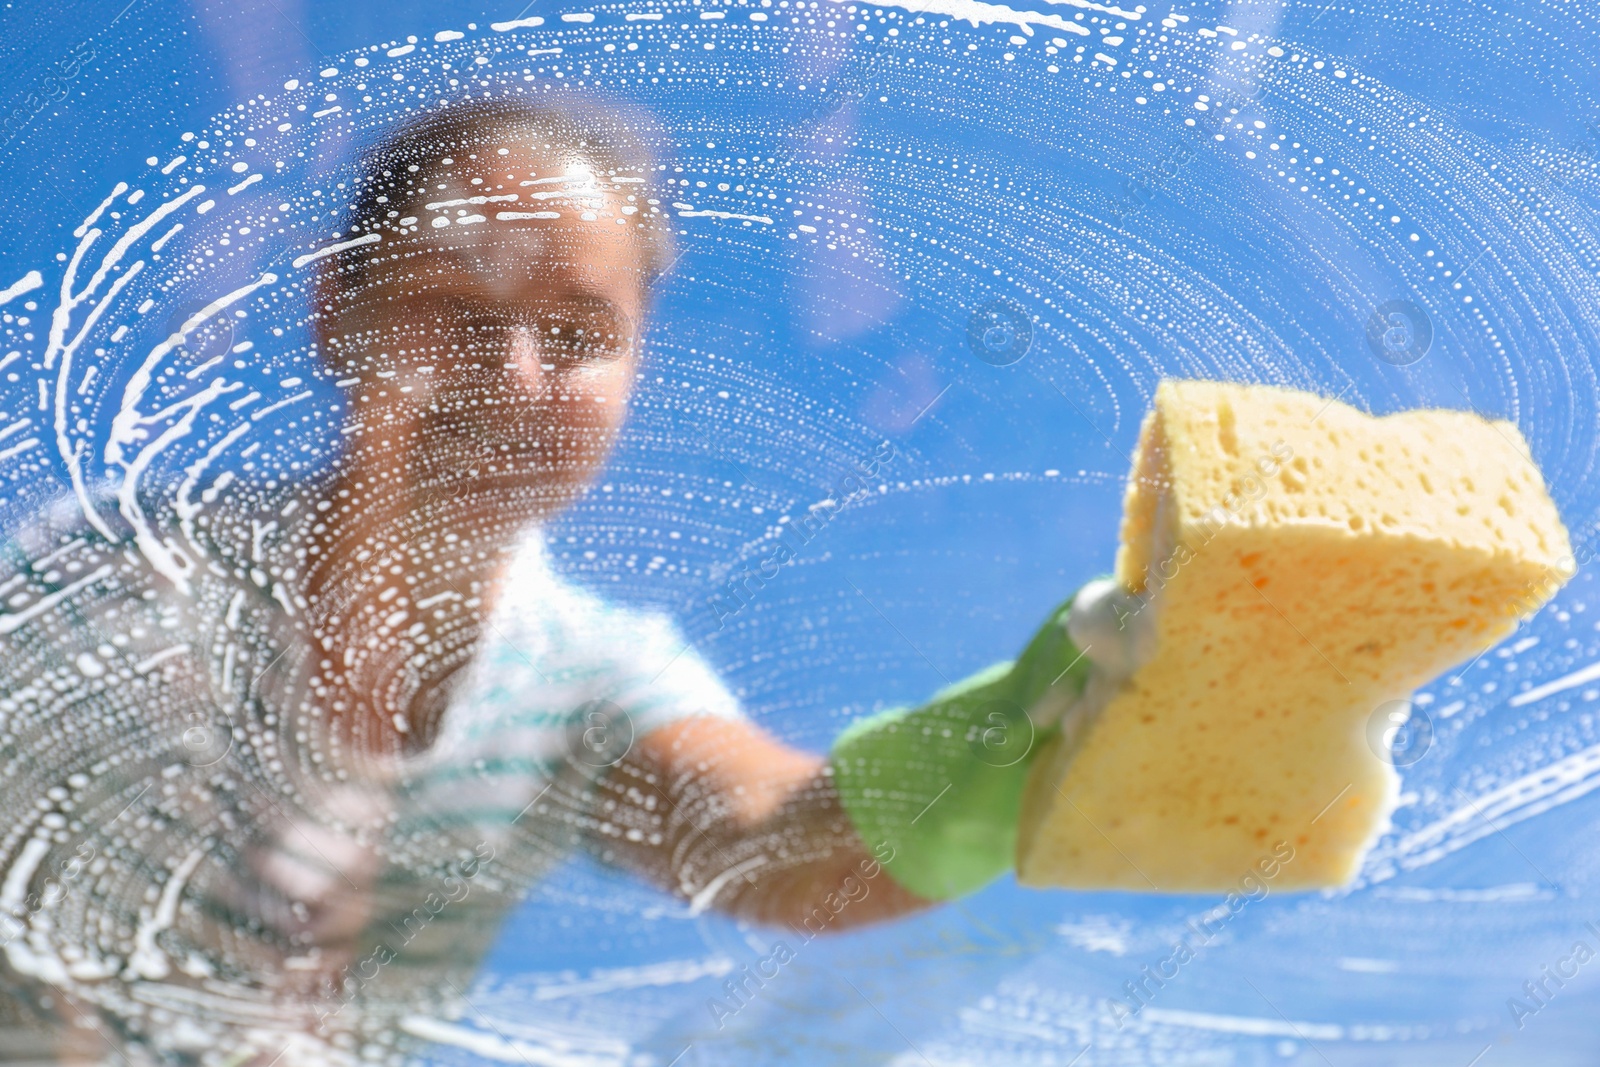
[0,491,740,1063]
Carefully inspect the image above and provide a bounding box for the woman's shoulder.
[485,536,688,669]
[462,534,742,724]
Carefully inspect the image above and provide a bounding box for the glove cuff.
[828,589,1092,900]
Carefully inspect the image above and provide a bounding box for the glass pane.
[0,0,1596,1063]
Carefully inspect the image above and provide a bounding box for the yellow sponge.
[1016,380,1573,891]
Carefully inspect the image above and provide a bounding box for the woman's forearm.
[589,717,931,930]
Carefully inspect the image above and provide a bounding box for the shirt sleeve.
[399,567,745,841]
[598,607,745,740]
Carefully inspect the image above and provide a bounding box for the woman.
[0,94,1103,1064]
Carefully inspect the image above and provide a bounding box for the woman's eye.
[442,299,633,365]
[541,305,635,365]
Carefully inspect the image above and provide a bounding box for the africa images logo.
[1365,300,1433,366]
[966,297,1034,367]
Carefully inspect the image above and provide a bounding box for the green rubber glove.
[829,589,1094,900]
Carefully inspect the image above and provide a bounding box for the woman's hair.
[331,92,675,286]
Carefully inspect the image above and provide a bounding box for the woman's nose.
[504,325,546,391]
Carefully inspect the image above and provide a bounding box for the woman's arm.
[590,716,932,930]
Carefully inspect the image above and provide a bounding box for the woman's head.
[316,94,674,514]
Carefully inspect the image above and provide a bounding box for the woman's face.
[320,147,654,512]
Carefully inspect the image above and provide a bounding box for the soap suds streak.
[0,563,113,634]
[0,270,43,305]
[1359,741,1600,886]
[400,1016,627,1066]
[292,232,382,269]
[127,847,207,981]
[1141,1007,1344,1041]
[1508,656,1600,707]
[525,956,737,1000]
